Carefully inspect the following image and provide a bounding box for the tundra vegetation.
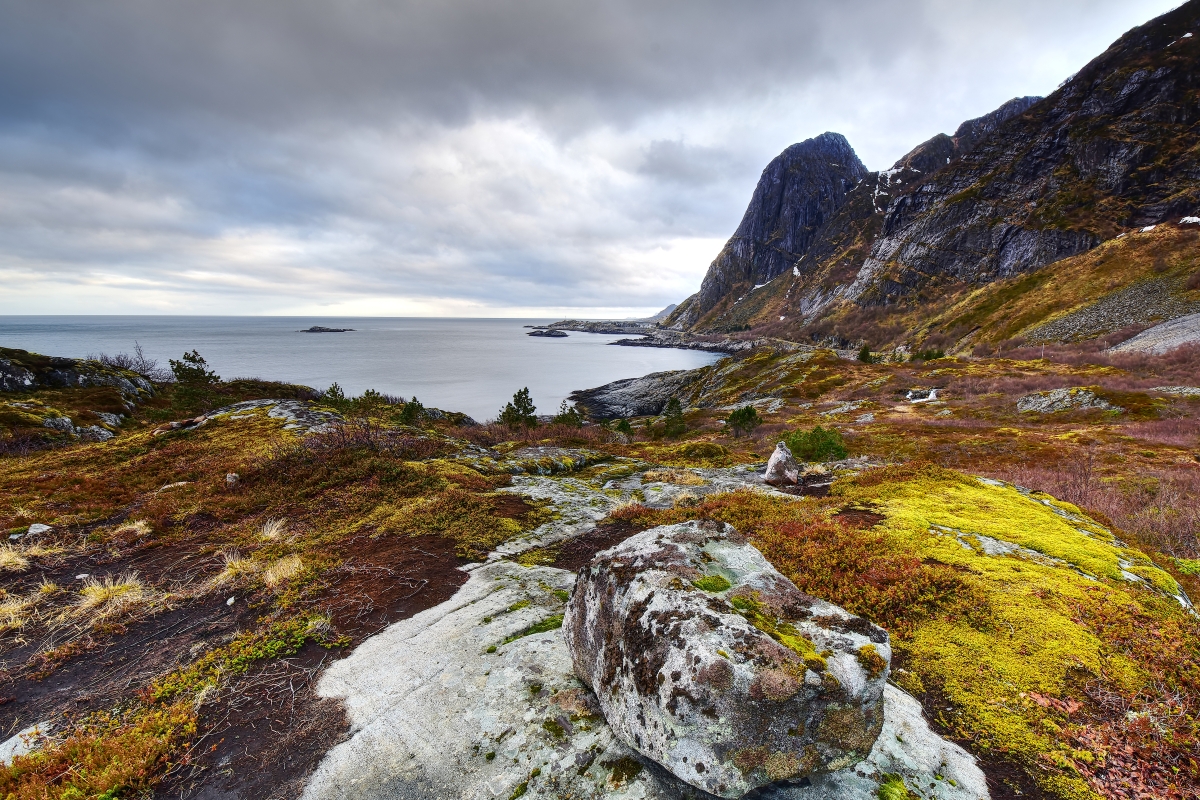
[0,336,1198,800]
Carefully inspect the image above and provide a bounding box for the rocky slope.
[669,0,1200,350]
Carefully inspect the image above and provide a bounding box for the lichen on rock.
[563,520,890,798]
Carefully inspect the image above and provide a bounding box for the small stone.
[225,473,240,486]
[75,574,89,580]
[27,523,51,536]
[227,597,236,606]
[763,441,801,485]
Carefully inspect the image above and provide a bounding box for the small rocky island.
[300,326,355,333]
[527,328,568,337]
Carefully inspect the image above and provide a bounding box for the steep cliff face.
[841,4,1200,311]
[668,133,868,328]
[674,0,1200,347]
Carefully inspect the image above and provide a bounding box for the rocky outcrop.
[672,134,868,328]
[1016,387,1118,414]
[528,329,569,337]
[303,556,984,800]
[564,521,890,797]
[569,369,703,419]
[153,399,343,436]
[0,347,154,402]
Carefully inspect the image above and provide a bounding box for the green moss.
[857,644,887,678]
[507,599,531,612]
[501,614,564,644]
[602,756,643,785]
[1174,558,1200,576]
[830,462,1194,799]
[877,774,916,800]
[692,575,732,593]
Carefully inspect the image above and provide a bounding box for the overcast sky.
[0,0,1181,317]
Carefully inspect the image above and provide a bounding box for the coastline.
[539,319,859,359]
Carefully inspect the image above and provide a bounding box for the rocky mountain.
[670,133,868,328]
[669,0,1200,350]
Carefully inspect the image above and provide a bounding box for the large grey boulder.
[763,442,800,486]
[564,521,890,798]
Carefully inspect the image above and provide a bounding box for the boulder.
[1016,387,1118,414]
[564,521,890,798]
[763,441,800,486]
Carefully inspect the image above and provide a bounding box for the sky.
[0,0,1183,318]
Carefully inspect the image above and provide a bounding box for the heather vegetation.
[2,334,1196,799]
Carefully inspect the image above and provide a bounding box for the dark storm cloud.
[0,1,913,128]
[0,0,1181,314]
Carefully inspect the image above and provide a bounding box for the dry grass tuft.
[260,516,287,540]
[211,550,257,587]
[643,468,707,486]
[262,555,303,588]
[113,519,152,537]
[77,573,150,619]
[0,545,30,572]
[304,613,333,639]
[0,594,36,633]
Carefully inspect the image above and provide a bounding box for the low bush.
[785,425,848,462]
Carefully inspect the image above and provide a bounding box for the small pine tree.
[169,350,219,384]
[857,344,874,364]
[725,406,762,437]
[398,396,425,425]
[551,400,584,428]
[613,418,633,435]
[662,397,686,438]
[499,387,538,429]
[353,388,386,415]
[323,382,347,407]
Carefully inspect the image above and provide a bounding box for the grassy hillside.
[1,343,1198,799]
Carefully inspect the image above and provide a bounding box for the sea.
[0,317,722,422]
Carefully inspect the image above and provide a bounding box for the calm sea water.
[0,317,721,421]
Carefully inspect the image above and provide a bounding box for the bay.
[0,316,721,421]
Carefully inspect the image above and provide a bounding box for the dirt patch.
[2,596,260,740]
[550,519,644,573]
[156,534,467,800]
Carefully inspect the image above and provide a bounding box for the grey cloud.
[0,0,1182,314]
[0,1,921,130]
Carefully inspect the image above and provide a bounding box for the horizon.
[0,0,1180,318]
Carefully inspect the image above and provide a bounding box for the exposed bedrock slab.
[564,521,891,798]
[1015,387,1117,414]
[300,561,705,800]
[301,557,986,800]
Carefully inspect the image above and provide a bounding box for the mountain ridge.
[668,0,1200,352]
